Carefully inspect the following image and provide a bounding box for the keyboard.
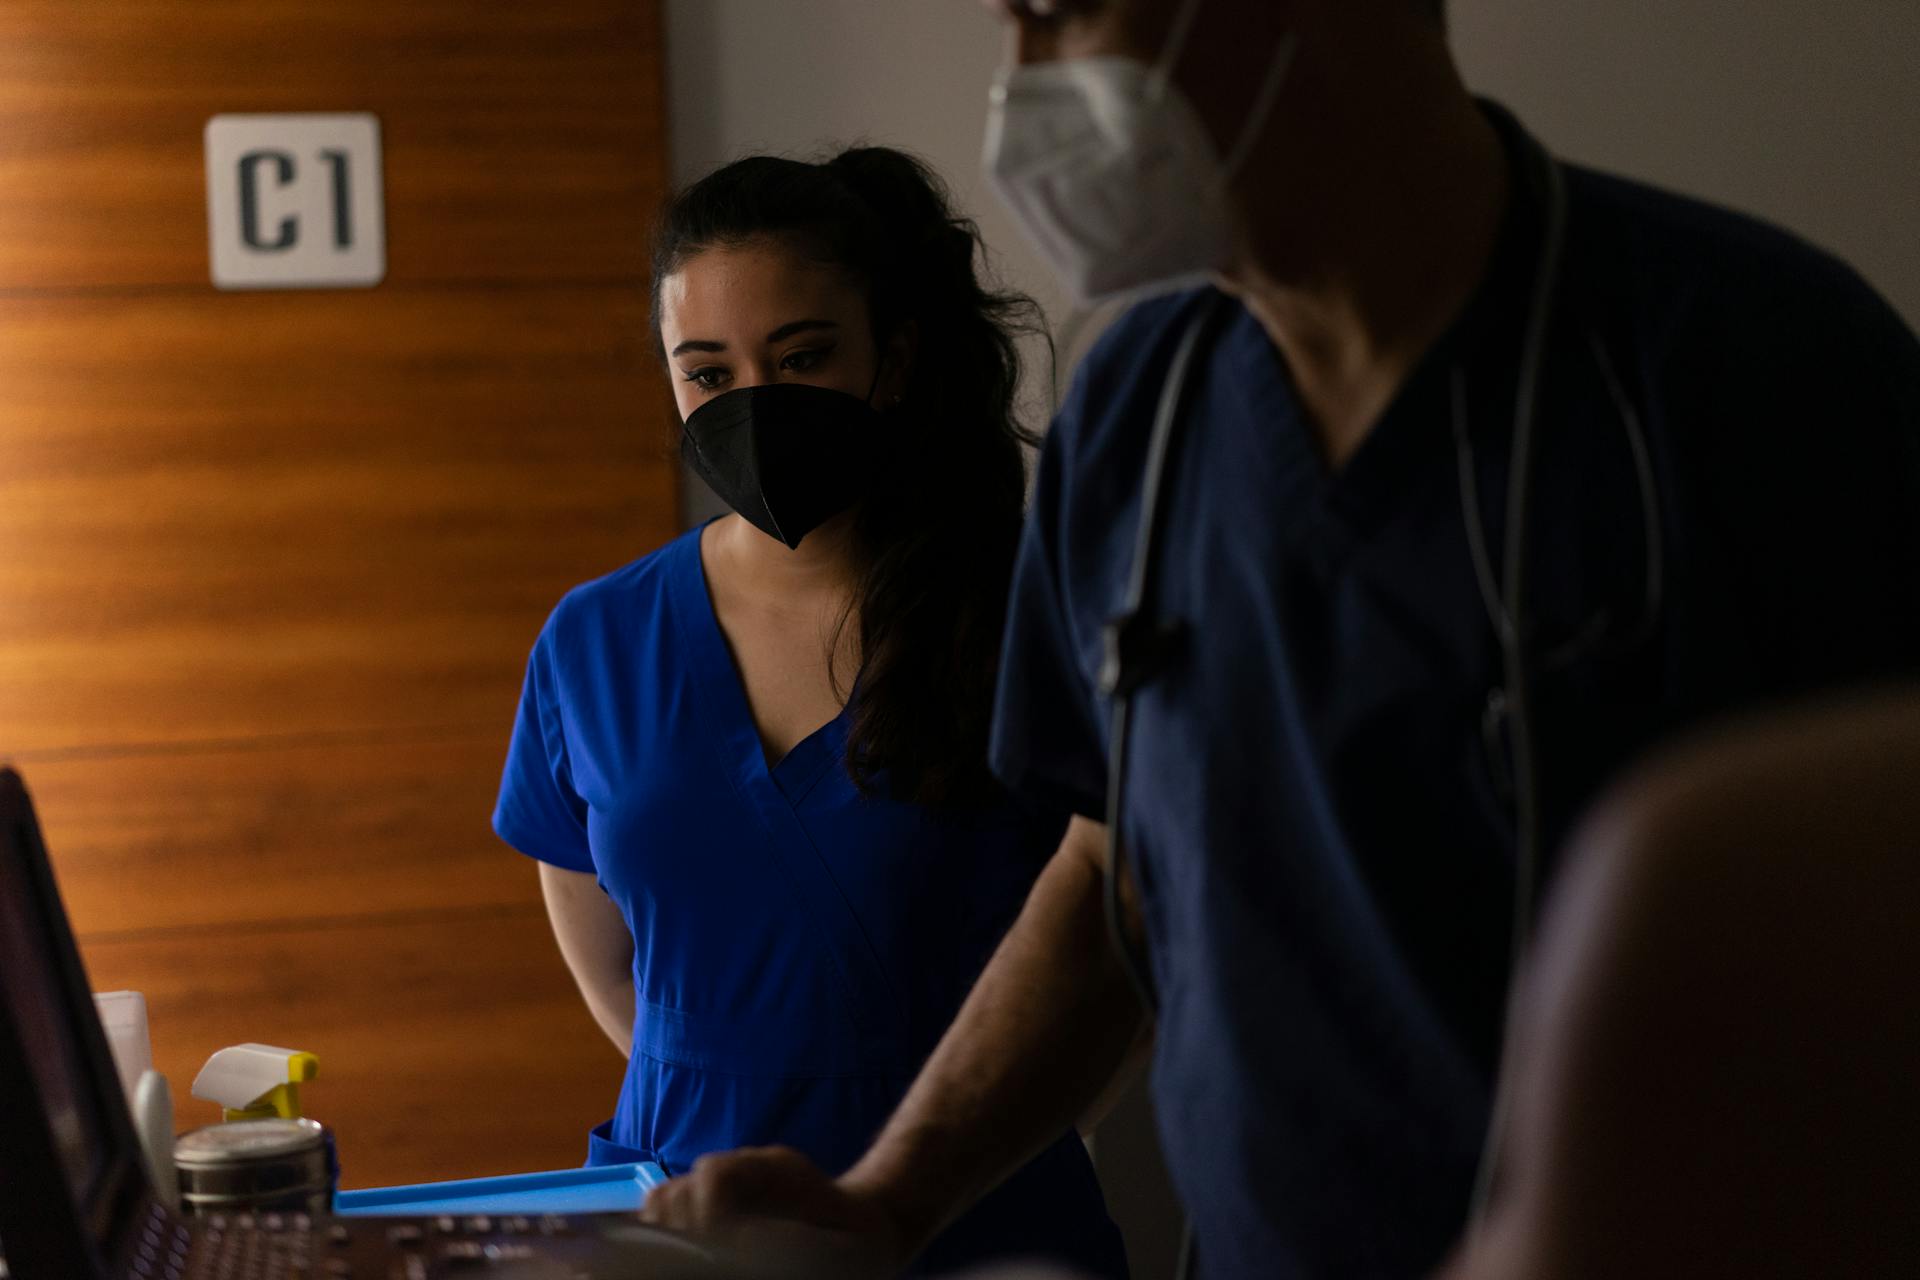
[129,1201,611,1280]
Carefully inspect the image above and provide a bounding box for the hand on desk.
[638,1146,918,1280]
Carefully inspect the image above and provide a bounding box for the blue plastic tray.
[333,1162,667,1216]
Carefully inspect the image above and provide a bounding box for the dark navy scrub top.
[990,105,1920,1279]
[495,524,1127,1278]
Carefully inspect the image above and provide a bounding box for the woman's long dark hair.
[650,147,1046,811]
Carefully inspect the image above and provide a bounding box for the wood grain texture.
[19,732,541,937]
[0,0,667,290]
[0,0,671,1190]
[75,904,629,1189]
[0,286,678,756]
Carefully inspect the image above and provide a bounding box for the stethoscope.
[1094,125,1665,1252]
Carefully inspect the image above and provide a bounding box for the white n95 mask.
[983,0,1298,305]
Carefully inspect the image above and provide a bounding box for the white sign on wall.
[204,113,386,290]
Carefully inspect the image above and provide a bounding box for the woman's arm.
[537,862,636,1057]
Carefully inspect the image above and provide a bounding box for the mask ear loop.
[1146,0,1208,100]
[1145,0,1301,186]
[1218,32,1300,182]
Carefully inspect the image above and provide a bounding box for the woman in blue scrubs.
[492,148,1126,1277]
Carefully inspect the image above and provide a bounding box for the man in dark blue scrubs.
[639,1,1920,1275]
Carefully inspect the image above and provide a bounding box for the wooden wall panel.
[0,288,669,755]
[76,905,628,1188]
[0,0,664,289]
[20,733,539,936]
[0,0,672,1192]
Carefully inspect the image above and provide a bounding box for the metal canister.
[173,1118,337,1217]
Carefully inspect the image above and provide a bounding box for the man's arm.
[638,815,1146,1276]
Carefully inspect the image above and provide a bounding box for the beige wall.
[663,0,1057,306]
[1454,0,1920,330]
[664,1,1920,336]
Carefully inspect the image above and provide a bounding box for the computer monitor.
[0,766,153,1279]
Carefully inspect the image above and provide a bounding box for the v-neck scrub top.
[493,525,1126,1277]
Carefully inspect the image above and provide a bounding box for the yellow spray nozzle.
[191,1045,320,1122]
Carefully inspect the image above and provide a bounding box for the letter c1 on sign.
[206,114,385,290]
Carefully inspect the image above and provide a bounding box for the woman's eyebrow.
[671,319,837,358]
[765,319,839,344]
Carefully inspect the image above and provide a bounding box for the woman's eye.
[682,367,726,391]
[780,348,828,374]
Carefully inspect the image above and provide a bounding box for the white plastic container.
[92,990,152,1108]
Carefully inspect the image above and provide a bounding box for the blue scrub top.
[495,524,1127,1277]
[990,105,1920,1278]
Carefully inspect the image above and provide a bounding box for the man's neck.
[1220,45,1511,470]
